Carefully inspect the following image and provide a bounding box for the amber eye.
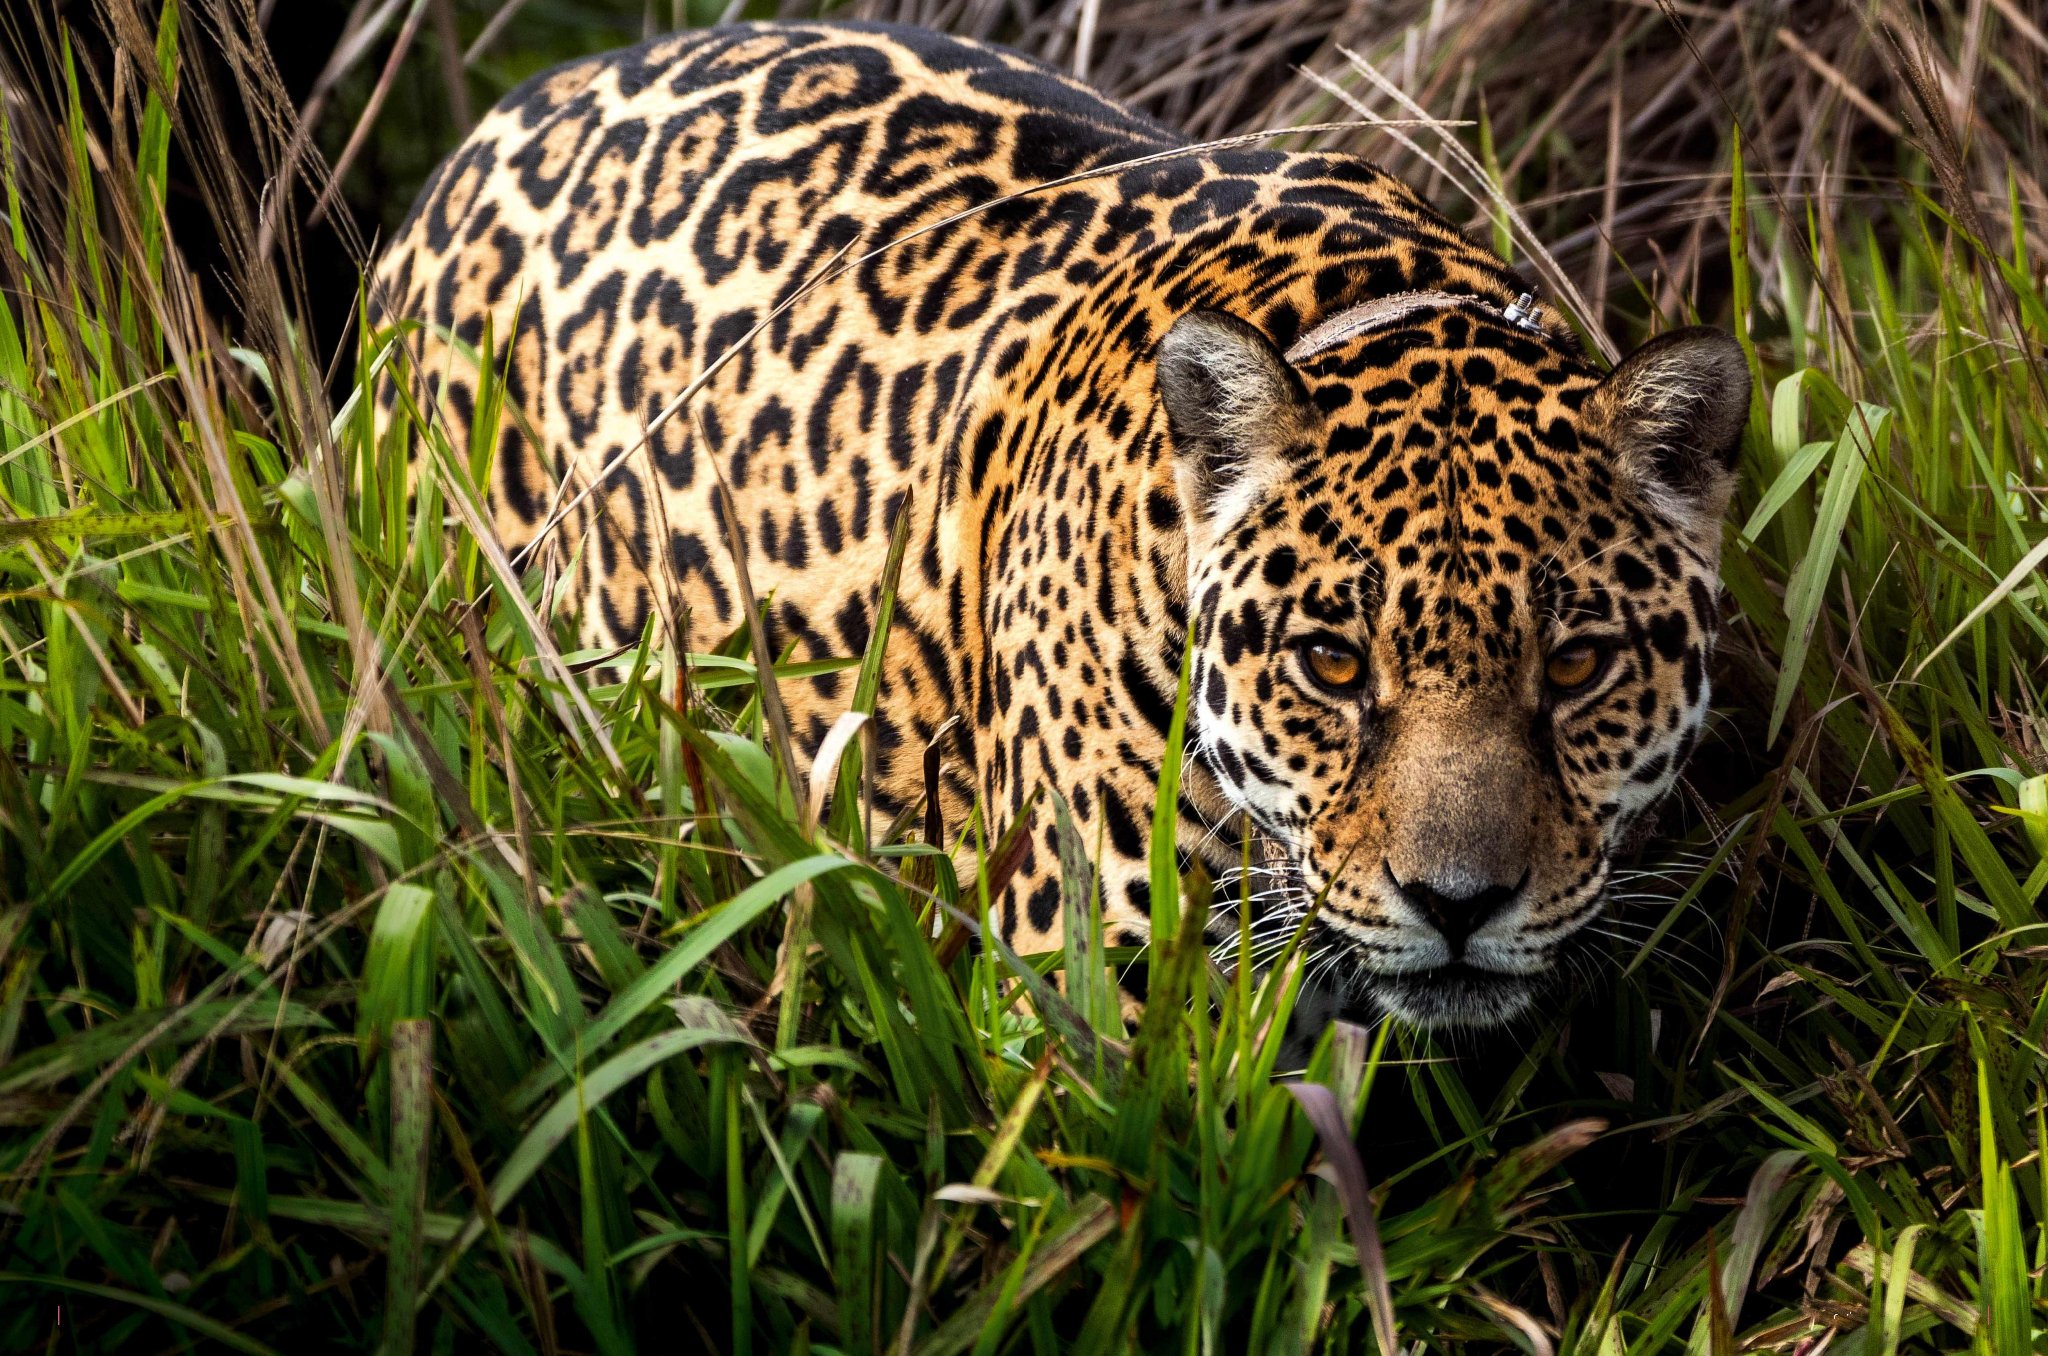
[1545,642,1607,693]
[1300,639,1368,695]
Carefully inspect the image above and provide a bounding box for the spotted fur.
[377,20,1749,1028]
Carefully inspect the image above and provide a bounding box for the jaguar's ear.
[1156,309,1310,525]
[1591,326,1751,527]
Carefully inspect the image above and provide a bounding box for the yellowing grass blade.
[1910,530,2048,681]
[808,712,870,831]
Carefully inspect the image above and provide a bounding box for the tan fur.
[377,20,1746,1027]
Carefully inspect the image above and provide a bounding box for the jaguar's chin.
[1366,963,1540,1030]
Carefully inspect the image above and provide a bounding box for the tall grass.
[0,1,2044,1352]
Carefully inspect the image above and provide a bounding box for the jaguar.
[376,19,1749,1029]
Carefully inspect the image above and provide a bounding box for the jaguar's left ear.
[1591,326,1751,527]
[1156,309,1311,527]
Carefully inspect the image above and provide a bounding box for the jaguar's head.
[1156,295,1749,1028]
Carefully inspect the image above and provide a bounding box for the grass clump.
[0,1,2045,1352]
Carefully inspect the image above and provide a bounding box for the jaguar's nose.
[1385,863,1522,952]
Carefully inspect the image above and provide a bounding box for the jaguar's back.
[379,20,1749,1028]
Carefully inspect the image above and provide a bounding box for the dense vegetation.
[0,1,2043,1351]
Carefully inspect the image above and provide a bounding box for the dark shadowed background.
[24,0,2046,369]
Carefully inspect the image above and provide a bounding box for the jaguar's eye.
[1545,642,1608,693]
[1300,639,1367,695]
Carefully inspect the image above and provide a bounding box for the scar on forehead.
[1286,290,1510,362]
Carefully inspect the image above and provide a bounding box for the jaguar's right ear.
[1156,309,1310,526]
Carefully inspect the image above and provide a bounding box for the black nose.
[1385,864,1521,951]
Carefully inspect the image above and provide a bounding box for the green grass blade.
[1766,403,1883,745]
[423,1026,751,1302]
[832,1151,885,1356]
[381,1018,433,1356]
[0,1274,284,1355]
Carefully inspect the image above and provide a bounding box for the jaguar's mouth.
[1212,841,1576,1031]
[1365,962,1539,1030]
